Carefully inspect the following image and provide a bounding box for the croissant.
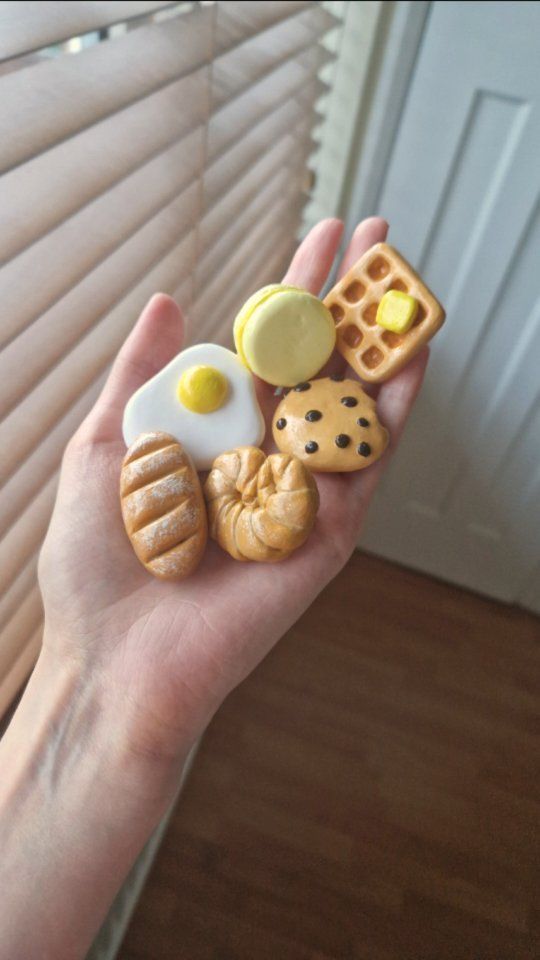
[204,446,319,562]
[120,431,207,580]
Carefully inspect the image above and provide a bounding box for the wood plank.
[119,551,540,960]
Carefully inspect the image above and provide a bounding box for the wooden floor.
[119,552,540,960]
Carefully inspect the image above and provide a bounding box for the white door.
[359,1,540,612]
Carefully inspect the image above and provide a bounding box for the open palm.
[38,218,428,763]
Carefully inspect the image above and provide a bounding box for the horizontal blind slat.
[0,184,198,414]
[0,588,42,680]
[0,6,212,174]
[0,626,42,720]
[199,171,299,282]
[215,1,314,53]
[199,218,299,341]
[0,555,38,637]
[0,68,207,265]
[204,96,309,207]
[193,192,301,334]
[201,136,303,250]
[0,480,58,599]
[0,375,106,539]
[0,232,196,487]
[211,235,295,347]
[198,225,299,346]
[0,144,201,357]
[172,278,191,315]
[212,5,334,108]
[0,2,176,61]
[208,44,327,160]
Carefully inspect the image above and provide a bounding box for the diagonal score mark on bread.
[147,531,202,577]
[131,498,200,562]
[121,468,194,533]
[120,443,184,496]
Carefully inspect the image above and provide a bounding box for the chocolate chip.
[335,434,350,448]
[305,410,322,422]
[330,374,344,381]
[305,441,318,454]
[341,396,358,407]
[294,382,311,392]
[357,442,371,457]
[276,418,287,430]
[357,417,369,427]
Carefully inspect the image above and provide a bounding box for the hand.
[38,217,428,776]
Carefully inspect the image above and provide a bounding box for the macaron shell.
[233,284,299,368]
[240,289,336,387]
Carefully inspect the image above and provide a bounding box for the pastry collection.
[120,242,444,579]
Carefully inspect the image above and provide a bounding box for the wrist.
[3,643,186,815]
[0,644,189,959]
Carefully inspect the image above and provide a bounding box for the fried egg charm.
[122,344,265,470]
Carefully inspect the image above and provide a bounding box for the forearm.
[0,646,185,960]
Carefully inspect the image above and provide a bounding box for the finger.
[337,216,389,280]
[83,293,184,443]
[254,218,344,417]
[282,218,343,294]
[351,347,429,509]
[378,347,429,448]
[319,218,390,381]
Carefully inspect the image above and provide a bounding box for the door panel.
[360,1,540,609]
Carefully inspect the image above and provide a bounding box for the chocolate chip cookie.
[272,377,389,472]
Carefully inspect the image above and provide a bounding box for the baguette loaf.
[120,432,207,580]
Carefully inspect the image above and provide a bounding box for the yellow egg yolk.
[177,365,228,414]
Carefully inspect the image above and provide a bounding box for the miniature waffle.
[324,243,445,383]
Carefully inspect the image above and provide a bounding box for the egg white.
[122,344,265,470]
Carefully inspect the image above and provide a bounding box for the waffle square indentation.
[367,256,390,281]
[342,324,363,348]
[328,302,345,323]
[363,303,378,325]
[413,303,427,326]
[362,346,384,368]
[343,280,365,303]
[381,330,403,349]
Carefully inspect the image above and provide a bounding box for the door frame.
[344,0,540,616]
[303,1,431,252]
[339,0,431,238]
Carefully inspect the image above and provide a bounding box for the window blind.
[0,0,340,717]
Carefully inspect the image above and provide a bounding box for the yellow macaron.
[233,284,336,387]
